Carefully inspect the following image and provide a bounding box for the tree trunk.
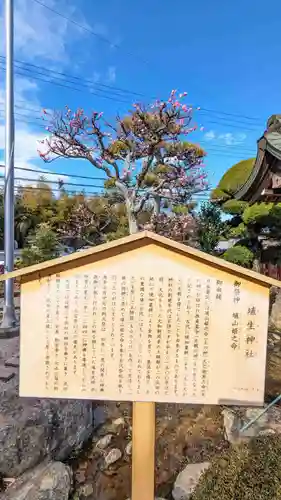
[115,180,139,235]
[249,232,262,273]
[128,211,138,234]
[151,195,160,216]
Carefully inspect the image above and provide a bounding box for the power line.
[0,183,211,203]
[0,164,107,181]
[2,176,105,190]
[0,56,267,125]
[0,171,212,197]
[0,57,137,102]
[198,107,262,123]
[31,0,149,66]
[0,56,146,99]
[9,63,261,129]
[204,145,255,155]
[197,111,263,128]
[0,111,258,161]
[0,109,259,156]
[0,108,45,124]
[200,140,256,153]
[28,1,267,125]
[0,183,103,195]
[0,164,211,192]
[0,111,47,129]
[201,118,261,132]
[0,65,132,105]
[1,103,262,137]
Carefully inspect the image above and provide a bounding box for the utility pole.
[0,0,18,335]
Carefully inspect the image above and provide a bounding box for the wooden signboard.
[0,231,279,500]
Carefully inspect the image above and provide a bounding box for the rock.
[1,461,72,500]
[96,434,113,449]
[125,440,132,455]
[270,289,281,330]
[75,404,227,500]
[222,408,241,443]
[112,417,125,427]
[0,375,93,477]
[245,408,268,426]
[172,462,210,500]
[75,468,86,484]
[222,406,281,444]
[93,405,107,429]
[49,398,93,461]
[105,448,122,467]
[258,428,276,436]
[100,416,126,436]
[92,464,131,500]
[78,483,94,497]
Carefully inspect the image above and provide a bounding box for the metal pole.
[240,394,281,433]
[1,0,17,329]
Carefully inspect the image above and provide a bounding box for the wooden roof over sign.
[1,231,280,289]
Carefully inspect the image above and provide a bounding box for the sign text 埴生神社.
[14,232,272,406]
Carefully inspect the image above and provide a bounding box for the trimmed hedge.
[217,158,255,193]
[222,200,249,215]
[191,436,281,500]
[211,158,255,202]
[211,187,231,201]
[222,245,254,267]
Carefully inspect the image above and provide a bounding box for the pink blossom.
[181,104,188,112]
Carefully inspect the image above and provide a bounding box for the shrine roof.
[0,231,280,289]
[234,114,281,202]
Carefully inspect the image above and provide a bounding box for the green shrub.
[104,178,116,189]
[227,223,248,239]
[18,223,61,267]
[216,158,255,195]
[222,200,249,215]
[191,436,281,500]
[242,203,273,225]
[172,205,189,214]
[222,245,254,267]
[210,188,231,202]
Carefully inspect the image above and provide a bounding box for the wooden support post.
[132,401,155,500]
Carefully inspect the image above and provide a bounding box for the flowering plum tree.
[38,91,208,234]
[142,212,198,247]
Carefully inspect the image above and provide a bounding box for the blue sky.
[0,0,280,200]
